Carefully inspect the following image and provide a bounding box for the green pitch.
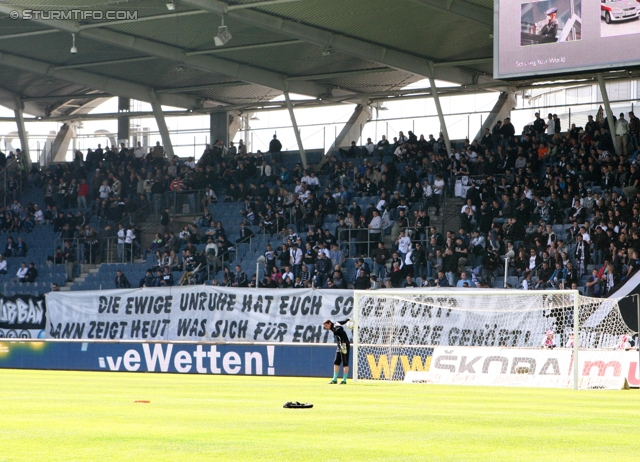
[1,369,639,461]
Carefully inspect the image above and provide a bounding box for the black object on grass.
[283,401,313,409]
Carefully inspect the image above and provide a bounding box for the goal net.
[353,289,634,387]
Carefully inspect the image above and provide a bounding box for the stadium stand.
[5,110,640,298]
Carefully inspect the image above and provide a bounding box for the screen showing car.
[494,0,640,79]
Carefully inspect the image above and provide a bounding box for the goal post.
[353,289,632,390]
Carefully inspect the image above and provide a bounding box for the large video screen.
[494,0,640,79]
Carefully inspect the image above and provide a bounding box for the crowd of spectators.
[6,106,640,297]
[196,110,640,296]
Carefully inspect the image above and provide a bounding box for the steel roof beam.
[0,52,201,109]
[54,40,300,71]
[0,85,46,116]
[287,67,396,81]
[0,29,58,41]
[0,6,332,98]
[22,93,112,102]
[407,0,492,28]
[181,0,492,85]
[55,57,156,71]
[157,81,249,93]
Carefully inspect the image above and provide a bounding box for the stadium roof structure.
[0,0,638,120]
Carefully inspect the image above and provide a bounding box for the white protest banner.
[45,286,354,343]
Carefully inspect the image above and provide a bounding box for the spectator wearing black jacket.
[115,270,131,289]
[140,270,156,288]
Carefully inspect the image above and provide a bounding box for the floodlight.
[70,33,77,54]
[166,1,176,11]
[214,25,232,46]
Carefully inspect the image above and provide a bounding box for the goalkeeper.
[323,318,352,384]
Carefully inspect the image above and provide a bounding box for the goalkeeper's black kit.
[330,320,351,366]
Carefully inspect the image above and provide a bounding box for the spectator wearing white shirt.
[301,172,313,186]
[125,227,136,261]
[301,171,320,191]
[117,224,126,263]
[184,157,196,169]
[432,175,445,216]
[545,113,555,139]
[616,112,630,155]
[13,262,28,283]
[396,230,411,258]
[99,180,112,199]
[0,255,6,274]
[281,266,295,283]
[289,243,303,278]
[33,205,44,224]
[134,142,145,159]
[365,138,375,155]
[368,209,383,252]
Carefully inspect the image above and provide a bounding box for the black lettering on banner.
[264,296,274,314]
[98,296,120,314]
[124,296,169,315]
[130,320,140,337]
[129,319,170,339]
[178,318,205,337]
[211,319,247,339]
[204,293,236,312]
[449,327,460,345]
[54,322,85,339]
[471,329,485,346]
[510,330,522,347]
[498,329,510,347]
[303,325,322,343]
[279,297,289,315]
[459,329,471,346]
[253,322,287,342]
[484,324,497,346]
[241,295,252,313]
[341,297,353,316]
[237,320,248,339]
[292,325,304,342]
[87,321,127,339]
[431,325,444,345]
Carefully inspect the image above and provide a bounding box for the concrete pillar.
[597,73,620,156]
[228,110,243,146]
[117,96,130,146]
[284,90,307,168]
[209,111,228,149]
[475,92,516,142]
[51,123,76,163]
[13,96,30,169]
[150,90,174,159]
[328,103,372,152]
[428,64,451,156]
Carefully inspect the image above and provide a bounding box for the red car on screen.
[601,0,640,23]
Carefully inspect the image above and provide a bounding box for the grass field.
[1,369,640,461]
